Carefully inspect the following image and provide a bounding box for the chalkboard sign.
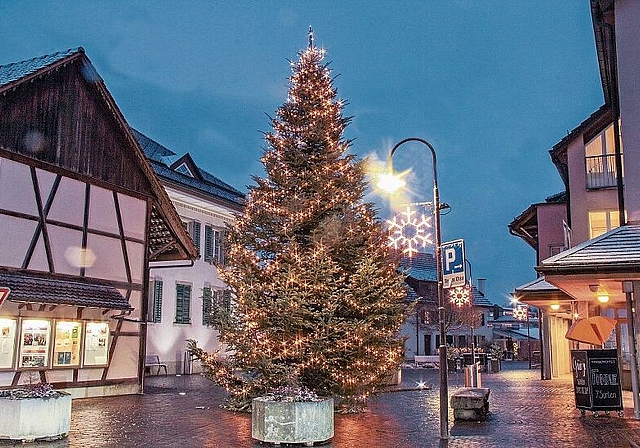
[571,350,591,408]
[571,349,622,411]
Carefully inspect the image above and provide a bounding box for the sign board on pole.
[0,287,9,308]
[442,239,466,289]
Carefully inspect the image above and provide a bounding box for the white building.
[135,130,245,374]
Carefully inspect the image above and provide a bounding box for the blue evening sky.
[0,2,603,304]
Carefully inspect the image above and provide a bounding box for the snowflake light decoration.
[513,305,528,320]
[386,205,432,257]
[449,285,471,307]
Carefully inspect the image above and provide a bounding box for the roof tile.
[0,48,83,87]
[0,271,132,310]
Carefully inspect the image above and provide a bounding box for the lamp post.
[513,303,531,369]
[465,259,476,369]
[378,137,448,440]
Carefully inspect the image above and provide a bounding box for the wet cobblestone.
[4,362,640,447]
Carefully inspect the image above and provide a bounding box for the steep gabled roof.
[134,130,245,209]
[133,128,176,162]
[0,49,197,262]
[0,48,86,90]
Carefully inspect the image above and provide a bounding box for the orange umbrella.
[587,315,617,344]
[566,319,604,346]
[565,316,617,346]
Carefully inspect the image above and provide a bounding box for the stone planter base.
[252,397,334,446]
[451,387,490,421]
[0,393,72,442]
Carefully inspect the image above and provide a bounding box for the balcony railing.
[585,154,620,189]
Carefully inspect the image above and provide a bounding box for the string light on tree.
[386,204,432,257]
[188,27,407,414]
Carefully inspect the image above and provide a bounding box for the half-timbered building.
[0,48,197,397]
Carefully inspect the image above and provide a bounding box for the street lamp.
[513,303,532,369]
[377,137,449,440]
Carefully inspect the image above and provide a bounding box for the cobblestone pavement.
[5,362,640,448]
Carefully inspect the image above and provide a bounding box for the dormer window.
[585,122,623,189]
[175,162,194,177]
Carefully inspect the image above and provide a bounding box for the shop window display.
[0,318,17,369]
[19,319,51,368]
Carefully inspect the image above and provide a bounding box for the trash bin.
[465,363,481,388]
[183,350,193,375]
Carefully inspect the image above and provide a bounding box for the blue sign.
[442,239,466,288]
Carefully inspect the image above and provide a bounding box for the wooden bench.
[145,355,167,375]
[414,355,440,368]
[451,387,490,421]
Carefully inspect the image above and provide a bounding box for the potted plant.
[486,344,504,373]
[251,385,334,446]
[0,382,71,442]
[446,346,461,372]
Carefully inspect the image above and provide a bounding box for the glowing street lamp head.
[377,171,406,194]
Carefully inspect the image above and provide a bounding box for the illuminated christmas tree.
[190,30,407,413]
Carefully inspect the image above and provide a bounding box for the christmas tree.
[190,30,407,413]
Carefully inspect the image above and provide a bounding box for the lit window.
[585,122,623,189]
[589,210,620,238]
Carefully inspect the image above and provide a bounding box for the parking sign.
[441,239,466,288]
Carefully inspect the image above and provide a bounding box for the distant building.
[400,253,494,359]
[135,130,245,374]
[0,48,196,397]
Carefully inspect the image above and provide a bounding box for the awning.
[0,271,132,310]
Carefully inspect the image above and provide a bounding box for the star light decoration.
[386,205,432,257]
[449,285,471,307]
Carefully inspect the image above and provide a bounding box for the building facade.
[0,49,197,397]
[510,1,640,404]
[135,130,244,374]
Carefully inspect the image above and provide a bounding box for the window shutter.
[214,229,222,263]
[222,289,231,312]
[202,287,212,326]
[175,284,191,324]
[191,221,201,253]
[153,280,163,323]
[204,225,213,263]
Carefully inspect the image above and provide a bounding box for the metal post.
[416,303,420,356]
[624,281,640,419]
[387,137,448,439]
[526,306,532,369]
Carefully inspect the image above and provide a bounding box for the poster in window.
[0,318,17,369]
[53,321,82,367]
[19,319,51,368]
[83,322,109,366]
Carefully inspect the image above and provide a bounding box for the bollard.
[183,350,193,375]
[464,363,482,387]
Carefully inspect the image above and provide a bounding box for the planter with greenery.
[0,383,71,442]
